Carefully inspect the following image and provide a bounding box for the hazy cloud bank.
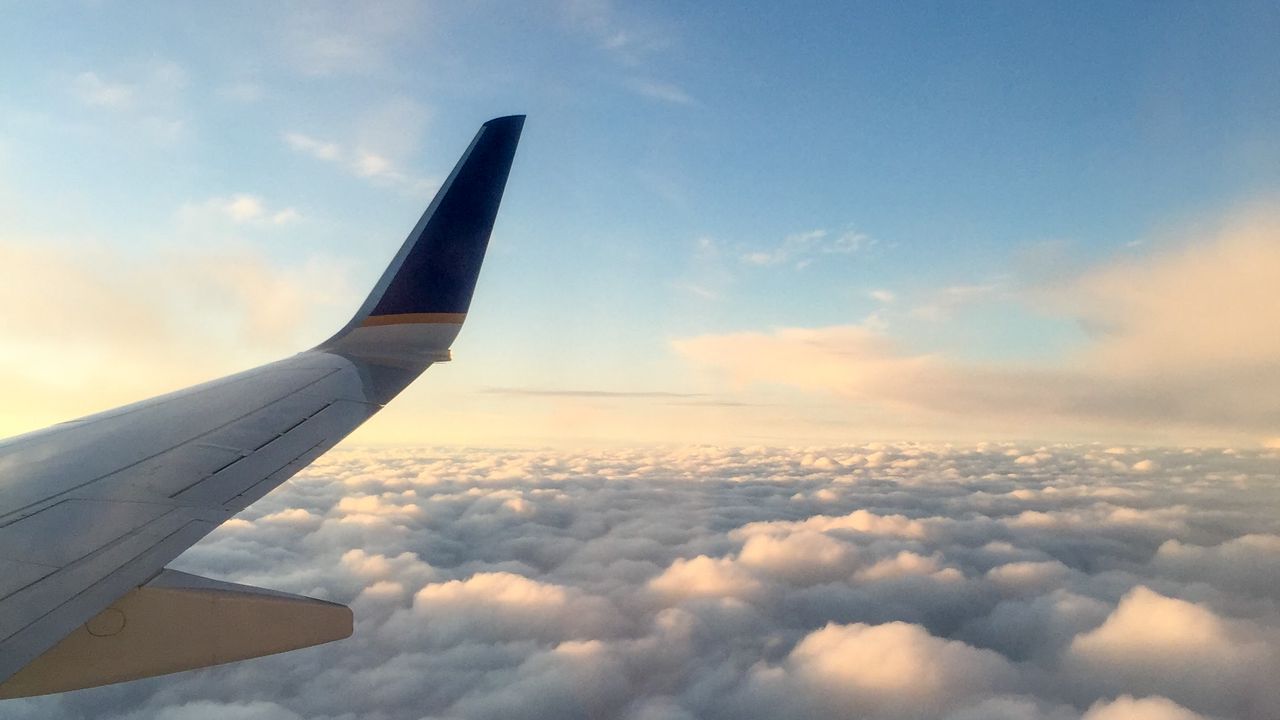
[676,209,1280,445]
[8,443,1280,719]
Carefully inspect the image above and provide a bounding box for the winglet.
[320,115,524,367]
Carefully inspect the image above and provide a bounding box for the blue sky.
[1,1,1278,446]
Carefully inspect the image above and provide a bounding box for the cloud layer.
[675,210,1280,445]
[8,443,1280,719]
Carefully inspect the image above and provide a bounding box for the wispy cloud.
[178,194,301,226]
[484,387,706,399]
[277,1,427,77]
[283,131,436,195]
[67,61,190,144]
[72,72,134,109]
[628,78,696,105]
[675,281,720,300]
[284,132,341,161]
[560,0,670,63]
[215,81,264,103]
[909,283,1001,321]
[741,227,873,268]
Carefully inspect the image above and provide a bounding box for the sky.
[2,1,1280,447]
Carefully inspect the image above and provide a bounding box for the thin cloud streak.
[483,387,707,399]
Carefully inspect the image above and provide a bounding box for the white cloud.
[67,62,189,145]
[749,621,1016,719]
[986,560,1073,597]
[284,132,342,161]
[855,550,954,582]
[629,79,696,105]
[72,71,134,108]
[647,554,762,600]
[910,283,1002,322]
[735,507,930,541]
[401,571,623,645]
[677,208,1280,444]
[559,0,671,64]
[282,123,436,194]
[740,227,872,268]
[277,1,427,77]
[1066,586,1278,714]
[216,81,264,102]
[1081,695,1208,720]
[737,530,857,584]
[178,194,301,226]
[14,444,1280,720]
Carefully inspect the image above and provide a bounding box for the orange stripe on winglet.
[361,313,467,327]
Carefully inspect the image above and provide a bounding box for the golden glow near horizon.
[1,206,1277,448]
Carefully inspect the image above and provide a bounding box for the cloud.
[215,81,264,103]
[746,621,1016,719]
[559,0,673,64]
[276,1,427,77]
[72,72,135,109]
[737,530,857,584]
[10,444,1280,720]
[1066,586,1278,715]
[675,209,1280,444]
[740,227,873,268]
[115,701,303,720]
[1152,534,1280,599]
[67,61,189,144]
[483,387,706,400]
[1081,696,1209,720]
[178,195,300,226]
[736,507,931,540]
[629,79,696,105]
[283,127,435,194]
[282,94,434,195]
[910,283,1002,322]
[283,132,341,161]
[647,555,762,600]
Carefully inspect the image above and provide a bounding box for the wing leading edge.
[0,115,524,697]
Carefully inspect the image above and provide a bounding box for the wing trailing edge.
[0,570,351,698]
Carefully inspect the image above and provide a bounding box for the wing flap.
[0,570,352,698]
[0,517,217,683]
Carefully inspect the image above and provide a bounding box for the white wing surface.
[0,115,525,697]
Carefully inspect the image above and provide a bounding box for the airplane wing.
[0,115,524,698]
